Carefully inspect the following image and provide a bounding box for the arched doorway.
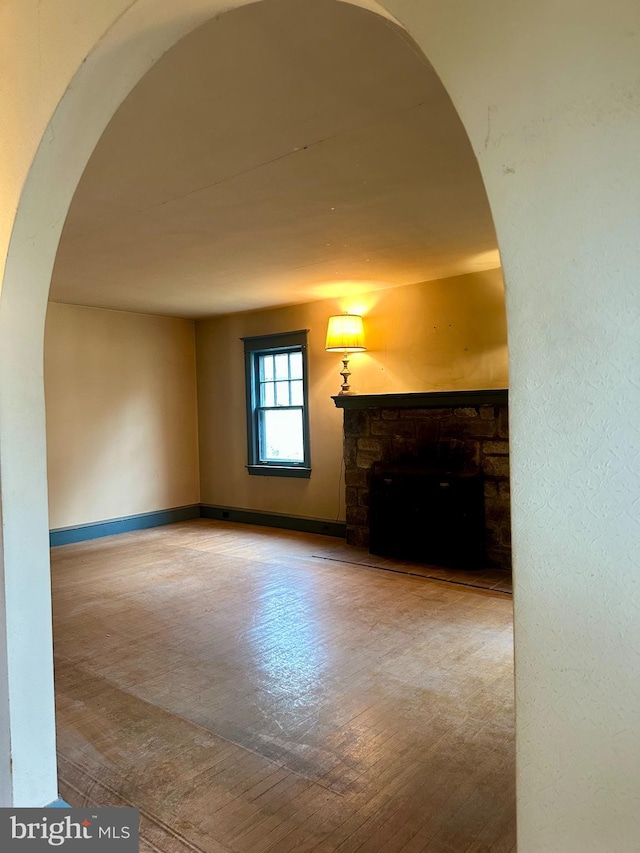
[48,3,513,848]
[1,1,638,850]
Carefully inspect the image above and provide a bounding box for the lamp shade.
[325,314,366,352]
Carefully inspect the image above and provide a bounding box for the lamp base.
[339,355,353,395]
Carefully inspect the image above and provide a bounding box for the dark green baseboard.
[50,504,345,547]
[200,504,346,538]
[49,505,200,546]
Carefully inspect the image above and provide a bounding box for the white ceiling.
[50,0,499,319]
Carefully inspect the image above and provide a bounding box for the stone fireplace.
[333,390,511,569]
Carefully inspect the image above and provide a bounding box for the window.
[242,330,311,477]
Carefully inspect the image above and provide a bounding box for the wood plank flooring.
[51,519,515,852]
[312,543,512,595]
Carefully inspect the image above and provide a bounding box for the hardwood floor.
[51,519,516,852]
[312,543,512,595]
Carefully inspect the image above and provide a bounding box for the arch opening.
[44,5,511,836]
[2,0,505,810]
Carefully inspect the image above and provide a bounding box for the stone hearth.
[333,391,511,569]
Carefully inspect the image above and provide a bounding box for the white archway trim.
[2,3,640,851]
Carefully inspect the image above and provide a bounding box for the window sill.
[247,465,311,479]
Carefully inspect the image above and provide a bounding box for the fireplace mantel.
[332,389,508,410]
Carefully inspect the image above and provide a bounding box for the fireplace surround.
[333,390,511,569]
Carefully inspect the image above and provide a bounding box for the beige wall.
[196,268,507,521]
[45,302,200,529]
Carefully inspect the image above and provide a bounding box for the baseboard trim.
[50,505,201,547]
[200,504,346,538]
[50,504,346,546]
[47,800,71,808]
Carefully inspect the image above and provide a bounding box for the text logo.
[1,808,138,851]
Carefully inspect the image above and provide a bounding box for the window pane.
[259,409,304,462]
[290,380,303,406]
[289,351,303,379]
[275,381,290,406]
[261,382,274,407]
[245,336,310,475]
[260,354,274,381]
[274,353,289,380]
